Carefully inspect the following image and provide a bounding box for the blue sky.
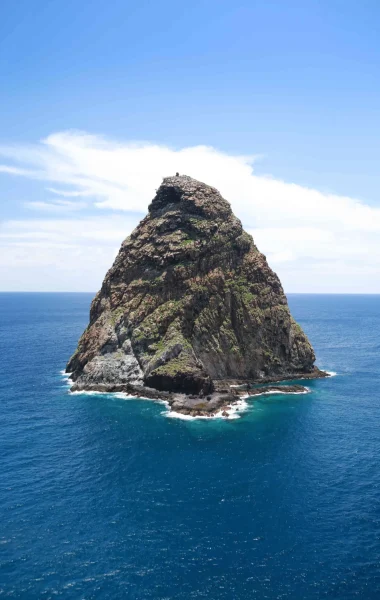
[1,0,380,291]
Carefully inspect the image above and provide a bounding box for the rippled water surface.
[1,293,380,599]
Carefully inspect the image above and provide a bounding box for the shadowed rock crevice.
[67,175,323,395]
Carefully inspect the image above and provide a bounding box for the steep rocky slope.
[67,175,323,395]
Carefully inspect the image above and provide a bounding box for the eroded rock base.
[70,369,329,418]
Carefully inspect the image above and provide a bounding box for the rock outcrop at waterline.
[67,175,324,398]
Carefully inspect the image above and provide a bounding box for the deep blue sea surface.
[1,293,380,599]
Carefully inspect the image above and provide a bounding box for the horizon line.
[1,291,380,296]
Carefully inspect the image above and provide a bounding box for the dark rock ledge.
[70,372,330,418]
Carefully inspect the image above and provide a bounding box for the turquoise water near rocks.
[1,292,380,599]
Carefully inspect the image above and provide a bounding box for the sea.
[1,292,380,599]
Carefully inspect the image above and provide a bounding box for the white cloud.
[25,199,88,212]
[47,187,91,198]
[0,215,139,291]
[0,130,379,292]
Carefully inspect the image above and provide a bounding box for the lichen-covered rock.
[67,175,321,393]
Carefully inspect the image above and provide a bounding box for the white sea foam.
[60,370,72,377]
[165,398,249,421]
[326,370,337,377]
[69,390,105,396]
[69,389,148,400]
[68,389,166,407]
[60,370,73,385]
[247,388,310,398]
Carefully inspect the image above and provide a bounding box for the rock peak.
[162,173,203,185]
[148,174,232,218]
[67,176,322,401]
[161,173,218,189]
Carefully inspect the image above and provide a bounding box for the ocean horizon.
[1,292,380,598]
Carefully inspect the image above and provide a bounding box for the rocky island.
[67,175,327,417]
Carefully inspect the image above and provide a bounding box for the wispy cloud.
[0,215,139,291]
[47,187,92,198]
[0,130,378,292]
[24,199,88,212]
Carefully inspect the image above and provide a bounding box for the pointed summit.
[148,174,233,219]
[67,176,324,399]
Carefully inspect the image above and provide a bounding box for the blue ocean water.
[1,293,380,599]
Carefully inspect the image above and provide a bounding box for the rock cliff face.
[67,175,321,394]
